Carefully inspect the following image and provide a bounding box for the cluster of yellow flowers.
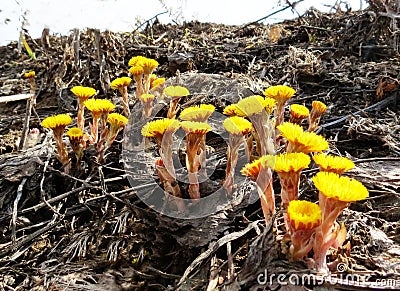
[140,79,368,273]
[41,86,128,171]
[231,85,367,273]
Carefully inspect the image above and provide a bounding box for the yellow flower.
[277,122,329,154]
[313,154,355,174]
[181,121,211,135]
[128,56,147,67]
[312,171,369,202]
[263,85,296,104]
[180,104,215,122]
[107,113,128,128]
[164,86,190,98]
[84,99,115,114]
[141,118,181,138]
[151,77,165,90]
[141,58,159,74]
[128,65,144,76]
[139,93,155,102]
[277,122,304,140]
[241,155,269,178]
[312,101,327,114]
[267,152,310,173]
[66,127,84,140]
[24,71,35,78]
[223,116,253,135]
[236,95,274,116]
[110,77,132,89]
[287,200,321,230]
[41,114,72,130]
[70,86,97,101]
[290,104,309,119]
[223,104,246,117]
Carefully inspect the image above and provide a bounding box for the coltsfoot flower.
[241,155,275,223]
[111,77,132,117]
[181,121,211,200]
[267,152,311,207]
[289,104,309,125]
[278,122,329,154]
[312,153,355,175]
[71,86,97,129]
[312,171,369,273]
[287,200,321,259]
[264,85,296,127]
[308,100,327,132]
[142,118,181,180]
[164,86,190,119]
[223,116,253,196]
[42,114,72,166]
[139,93,156,118]
[84,98,115,143]
[236,95,276,155]
[67,127,86,165]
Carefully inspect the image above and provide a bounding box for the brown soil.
[0,6,399,291]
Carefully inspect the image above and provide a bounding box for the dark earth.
[0,2,399,290]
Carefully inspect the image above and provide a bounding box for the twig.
[18,96,33,150]
[206,255,219,291]
[235,1,304,32]
[319,92,399,131]
[133,11,168,33]
[11,177,27,247]
[40,155,61,215]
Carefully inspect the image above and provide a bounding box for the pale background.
[0,0,368,46]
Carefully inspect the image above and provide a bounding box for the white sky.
[0,0,368,46]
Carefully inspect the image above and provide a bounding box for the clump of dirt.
[0,5,399,290]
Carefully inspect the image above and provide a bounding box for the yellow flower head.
[66,127,84,140]
[110,77,132,89]
[312,171,369,202]
[84,99,115,114]
[150,77,165,90]
[71,86,97,101]
[312,154,355,175]
[236,95,274,116]
[223,104,246,117]
[107,113,128,128]
[41,114,72,130]
[267,152,310,173]
[128,65,144,77]
[180,104,215,122]
[181,121,211,135]
[223,116,253,135]
[128,56,147,67]
[277,122,329,154]
[290,104,309,119]
[241,155,269,179]
[312,100,327,114]
[263,85,296,104]
[164,86,190,98]
[141,58,159,74]
[277,122,304,139]
[24,71,35,78]
[287,200,321,230]
[141,118,181,138]
[139,93,155,102]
